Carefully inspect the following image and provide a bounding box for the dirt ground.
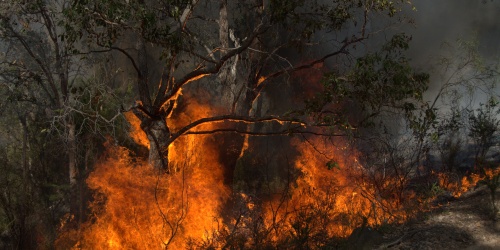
[378,186,500,250]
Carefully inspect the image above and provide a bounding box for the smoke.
[401,0,500,110]
[409,0,500,59]
[408,0,500,68]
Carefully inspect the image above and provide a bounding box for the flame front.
[438,168,500,198]
[263,137,412,239]
[124,111,150,149]
[58,94,497,248]
[69,135,230,249]
[61,99,229,249]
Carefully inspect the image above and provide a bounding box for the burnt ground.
[377,186,500,250]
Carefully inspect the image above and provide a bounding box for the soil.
[377,186,500,250]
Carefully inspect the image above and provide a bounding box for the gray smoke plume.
[408,0,500,66]
[404,0,500,106]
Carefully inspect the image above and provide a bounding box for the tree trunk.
[19,116,30,191]
[68,121,77,186]
[143,118,171,171]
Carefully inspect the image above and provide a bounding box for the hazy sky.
[408,0,500,64]
[403,0,500,106]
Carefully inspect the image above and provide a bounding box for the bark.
[133,104,171,170]
[144,118,171,171]
[218,0,240,110]
[19,116,29,190]
[68,121,77,186]
[136,37,153,111]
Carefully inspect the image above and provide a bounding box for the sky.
[406,0,500,106]
[409,0,500,65]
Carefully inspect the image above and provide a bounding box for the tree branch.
[91,45,142,77]
[160,23,266,108]
[0,16,61,104]
[256,36,366,90]
[169,114,304,142]
[184,127,343,137]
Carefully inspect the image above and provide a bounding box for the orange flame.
[62,133,230,249]
[124,111,149,149]
[438,167,500,198]
[58,83,477,248]
[56,98,233,249]
[280,137,411,237]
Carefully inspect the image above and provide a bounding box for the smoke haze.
[409,0,500,65]
[404,0,500,106]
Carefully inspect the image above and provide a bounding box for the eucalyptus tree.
[63,0,428,171]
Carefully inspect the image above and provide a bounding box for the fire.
[257,76,267,86]
[57,87,490,248]
[55,98,232,249]
[124,111,149,149]
[59,120,478,248]
[58,115,423,248]
[281,137,411,237]
[69,144,167,249]
[438,167,500,198]
[62,133,230,249]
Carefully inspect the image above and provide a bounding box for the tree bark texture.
[143,117,171,171]
[68,121,77,186]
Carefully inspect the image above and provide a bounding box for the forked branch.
[157,23,267,108]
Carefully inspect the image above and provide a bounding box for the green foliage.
[0,104,70,248]
[0,1,134,248]
[64,0,191,56]
[267,0,412,45]
[476,166,500,218]
[303,33,429,134]
[351,34,428,107]
[468,98,500,137]
[428,182,445,198]
[269,0,306,23]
